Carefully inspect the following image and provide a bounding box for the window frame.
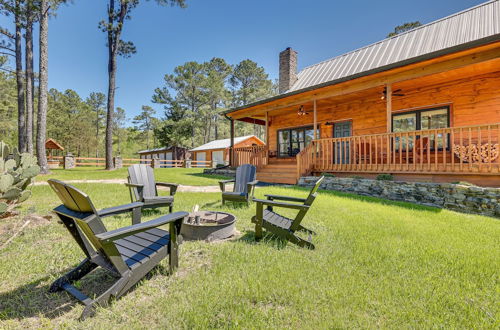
[392,106,450,132]
[391,106,451,151]
[277,125,319,157]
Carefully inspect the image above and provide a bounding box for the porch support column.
[230,118,235,166]
[386,84,392,132]
[313,100,318,139]
[265,112,269,164]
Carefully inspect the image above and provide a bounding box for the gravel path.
[33,179,230,193]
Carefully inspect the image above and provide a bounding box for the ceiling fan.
[297,105,310,116]
[381,87,405,100]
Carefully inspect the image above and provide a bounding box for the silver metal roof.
[190,135,260,152]
[138,146,174,154]
[286,0,500,92]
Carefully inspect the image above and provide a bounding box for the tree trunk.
[36,0,49,174]
[25,4,34,155]
[96,111,99,158]
[15,0,26,152]
[105,39,117,170]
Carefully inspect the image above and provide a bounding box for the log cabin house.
[224,1,500,186]
[190,135,265,165]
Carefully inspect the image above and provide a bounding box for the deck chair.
[47,179,188,319]
[251,176,325,249]
[219,164,258,205]
[126,164,179,213]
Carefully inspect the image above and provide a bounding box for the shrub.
[216,163,226,168]
[451,181,476,186]
[0,141,40,217]
[350,175,364,179]
[376,174,393,181]
[321,172,335,178]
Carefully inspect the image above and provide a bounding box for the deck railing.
[233,145,268,168]
[310,123,500,175]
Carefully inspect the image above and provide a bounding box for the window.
[278,126,319,157]
[392,106,450,150]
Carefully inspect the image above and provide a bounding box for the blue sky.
[0,0,484,123]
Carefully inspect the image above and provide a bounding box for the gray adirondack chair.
[47,179,188,319]
[126,164,178,213]
[251,176,325,249]
[219,164,258,205]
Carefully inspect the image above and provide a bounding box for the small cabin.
[137,146,189,167]
[190,135,265,165]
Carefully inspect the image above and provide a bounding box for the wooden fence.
[47,156,213,168]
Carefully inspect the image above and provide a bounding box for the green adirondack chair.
[251,176,325,249]
[47,179,188,319]
[219,164,258,205]
[126,164,178,213]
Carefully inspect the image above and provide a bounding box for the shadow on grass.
[236,230,289,250]
[0,263,170,321]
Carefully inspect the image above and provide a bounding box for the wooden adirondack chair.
[47,179,188,319]
[219,164,258,205]
[251,176,325,249]
[126,164,178,213]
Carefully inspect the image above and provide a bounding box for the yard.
[0,169,498,328]
[38,167,231,186]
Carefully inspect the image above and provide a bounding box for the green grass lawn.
[0,182,498,328]
[38,167,231,186]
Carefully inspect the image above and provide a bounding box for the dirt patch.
[0,214,52,248]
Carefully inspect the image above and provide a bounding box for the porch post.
[230,118,235,166]
[265,111,269,164]
[386,84,392,132]
[313,100,318,139]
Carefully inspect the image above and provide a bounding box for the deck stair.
[256,158,298,184]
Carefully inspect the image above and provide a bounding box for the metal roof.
[288,0,500,92]
[138,146,175,154]
[190,135,259,152]
[224,0,500,114]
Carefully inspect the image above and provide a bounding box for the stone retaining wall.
[203,167,236,177]
[298,176,500,218]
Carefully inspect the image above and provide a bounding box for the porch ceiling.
[228,43,500,122]
[235,54,500,123]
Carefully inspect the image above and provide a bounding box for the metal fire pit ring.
[180,211,236,242]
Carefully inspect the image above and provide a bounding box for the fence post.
[63,154,75,169]
[184,159,191,168]
[113,156,123,169]
[151,157,161,168]
[211,160,218,168]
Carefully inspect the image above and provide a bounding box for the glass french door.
[278,126,318,157]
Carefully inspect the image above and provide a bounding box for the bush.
[350,175,364,179]
[320,172,335,178]
[216,163,226,168]
[376,174,393,181]
[451,181,476,186]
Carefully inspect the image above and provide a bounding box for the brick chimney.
[279,47,298,94]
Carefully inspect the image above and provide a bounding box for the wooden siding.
[268,71,500,153]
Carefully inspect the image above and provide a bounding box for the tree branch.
[0,66,15,74]
[0,51,15,57]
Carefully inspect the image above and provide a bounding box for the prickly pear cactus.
[0,141,40,218]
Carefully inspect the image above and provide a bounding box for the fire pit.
[180,210,236,242]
